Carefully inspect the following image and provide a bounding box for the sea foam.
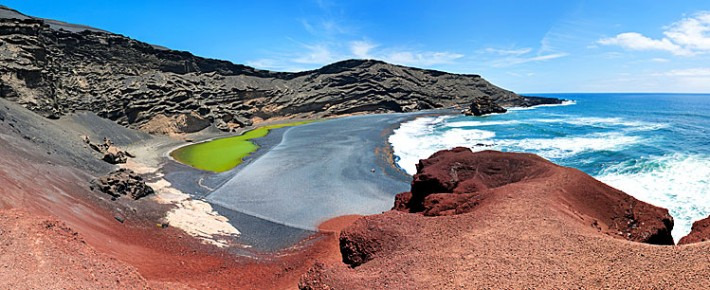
[506,100,577,111]
[596,153,710,242]
[497,132,642,159]
[389,116,495,174]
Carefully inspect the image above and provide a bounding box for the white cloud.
[664,12,710,51]
[483,47,532,55]
[650,58,670,62]
[662,67,710,77]
[350,40,377,58]
[490,52,568,67]
[382,51,464,66]
[293,44,337,64]
[598,32,689,55]
[247,41,464,71]
[598,11,710,56]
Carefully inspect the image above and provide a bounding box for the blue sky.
[3,0,710,93]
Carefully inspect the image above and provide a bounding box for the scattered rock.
[90,168,154,200]
[83,136,132,164]
[114,214,125,223]
[102,151,128,164]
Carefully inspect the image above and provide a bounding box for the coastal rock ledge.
[678,216,710,245]
[299,149,694,289]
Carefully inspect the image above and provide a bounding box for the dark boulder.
[464,95,507,116]
[90,168,154,200]
[83,136,132,164]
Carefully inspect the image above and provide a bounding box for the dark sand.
[206,113,421,231]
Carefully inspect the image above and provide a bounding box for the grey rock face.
[0,6,541,132]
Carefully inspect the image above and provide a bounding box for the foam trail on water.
[497,132,642,159]
[507,100,576,111]
[446,120,521,127]
[596,154,710,242]
[389,116,494,175]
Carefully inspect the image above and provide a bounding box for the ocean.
[389,93,710,242]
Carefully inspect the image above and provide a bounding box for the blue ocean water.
[389,93,710,242]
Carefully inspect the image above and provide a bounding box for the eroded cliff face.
[0,6,526,133]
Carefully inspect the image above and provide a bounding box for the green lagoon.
[170,120,314,172]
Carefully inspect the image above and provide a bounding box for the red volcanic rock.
[299,149,710,289]
[678,215,710,245]
[395,148,673,245]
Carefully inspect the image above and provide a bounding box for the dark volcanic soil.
[300,149,710,289]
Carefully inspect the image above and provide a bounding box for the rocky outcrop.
[521,95,565,107]
[299,150,699,288]
[0,6,559,133]
[394,148,674,244]
[90,168,154,200]
[463,95,507,116]
[678,216,710,245]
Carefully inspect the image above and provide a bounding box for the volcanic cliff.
[0,5,556,134]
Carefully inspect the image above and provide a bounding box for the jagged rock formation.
[678,216,710,245]
[463,95,507,116]
[0,6,553,133]
[90,168,154,200]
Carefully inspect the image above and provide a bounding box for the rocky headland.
[300,148,710,289]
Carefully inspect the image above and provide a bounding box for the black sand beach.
[205,113,424,232]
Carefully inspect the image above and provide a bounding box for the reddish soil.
[0,208,153,289]
[301,148,710,289]
[0,130,340,289]
[679,216,710,245]
[318,215,363,233]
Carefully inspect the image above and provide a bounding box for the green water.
[170,120,314,172]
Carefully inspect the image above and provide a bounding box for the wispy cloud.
[300,18,349,36]
[483,44,568,67]
[492,52,568,67]
[483,47,532,55]
[248,40,464,71]
[350,40,377,58]
[293,43,338,64]
[382,51,464,66]
[659,67,710,77]
[598,11,710,56]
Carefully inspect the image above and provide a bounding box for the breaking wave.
[596,154,710,242]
